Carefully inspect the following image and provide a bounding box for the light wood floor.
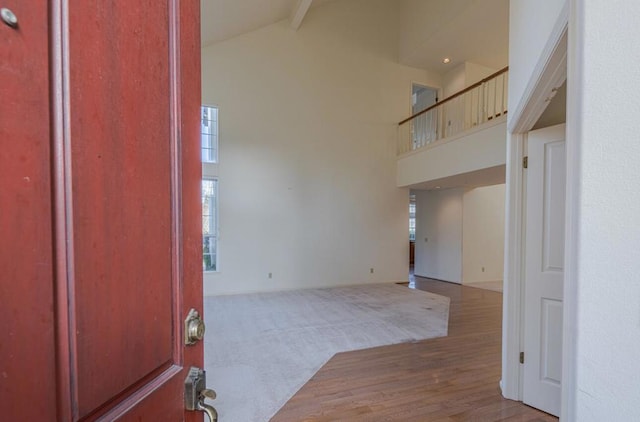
[464,280,503,293]
[271,277,558,421]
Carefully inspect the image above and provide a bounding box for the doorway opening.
[412,83,438,115]
[409,193,416,287]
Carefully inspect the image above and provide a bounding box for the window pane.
[201,105,218,163]
[203,236,216,272]
[409,194,416,241]
[202,179,217,271]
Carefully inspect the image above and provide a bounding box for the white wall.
[462,184,505,283]
[508,0,567,116]
[414,185,505,285]
[397,118,507,187]
[201,0,441,296]
[465,62,497,84]
[442,61,497,97]
[565,0,640,420]
[414,189,463,283]
[505,0,640,417]
[442,63,467,97]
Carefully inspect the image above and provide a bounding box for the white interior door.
[523,123,566,416]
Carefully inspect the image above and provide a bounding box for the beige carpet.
[203,283,450,422]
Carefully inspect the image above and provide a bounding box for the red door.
[0,1,206,421]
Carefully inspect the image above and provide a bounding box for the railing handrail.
[398,66,509,125]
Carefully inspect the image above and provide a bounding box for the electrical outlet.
[268,272,272,279]
[370,268,374,274]
[482,267,485,272]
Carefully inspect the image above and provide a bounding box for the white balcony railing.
[398,67,508,155]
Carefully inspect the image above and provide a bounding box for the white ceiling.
[200,0,509,73]
[201,0,336,46]
[399,0,510,72]
[407,165,506,191]
[201,0,292,46]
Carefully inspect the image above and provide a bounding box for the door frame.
[409,80,440,116]
[501,0,569,408]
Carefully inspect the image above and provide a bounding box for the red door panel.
[0,2,57,421]
[1,0,203,420]
[67,2,175,416]
[56,1,203,419]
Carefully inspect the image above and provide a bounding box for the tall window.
[201,106,218,163]
[202,179,218,271]
[409,194,416,241]
[202,105,219,272]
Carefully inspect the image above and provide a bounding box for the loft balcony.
[397,68,508,189]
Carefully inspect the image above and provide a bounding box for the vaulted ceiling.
[398,0,509,72]
[201,0,336,46]
[200,0,509,74]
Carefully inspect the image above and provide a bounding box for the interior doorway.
[408,193,416,287]
[522,125,566,417]
[411,84,439,150]
[501,21,568,417]
[412,83,438,114]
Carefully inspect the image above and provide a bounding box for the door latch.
[185,367,218,422]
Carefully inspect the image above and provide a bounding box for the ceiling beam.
[290,0,313,30]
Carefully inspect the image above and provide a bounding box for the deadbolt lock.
[184,308,205,345]
[185,367,218,422]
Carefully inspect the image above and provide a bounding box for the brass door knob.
[184,308,206,345]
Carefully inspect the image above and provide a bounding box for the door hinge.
[523,156,528,169]
[520,351,525,364]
